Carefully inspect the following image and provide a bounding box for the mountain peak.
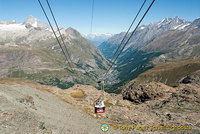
[66,27,74,31]
[157,17,172,26]
[27,15,36,19]
[162,17,172,23]
[174,16,180,22]
[23,15,50,30]
[192,18,200,27]
[159,17,184,24]
[66,27,81,37]
[172,16,183,23]
[24,15,37,24]
[156,16,190,30]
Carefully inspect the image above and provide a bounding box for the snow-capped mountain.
[98,17,200,88]
[23,15,50,30]
[83,33,113,46]
[0,23,26,31]
[99,16,192,59]
[0,15,55,46]
[0,15,109,89]
[155,16,191,30]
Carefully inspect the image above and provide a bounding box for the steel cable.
[109,0,147,66]
[104,0,156,79]
[38,0,73,71]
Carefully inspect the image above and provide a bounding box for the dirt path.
[0,84,122,134]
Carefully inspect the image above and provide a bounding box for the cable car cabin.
[94,100,105,113]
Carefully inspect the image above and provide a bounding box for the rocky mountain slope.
[126,58,200,87]
[99,17,192,59]
[121,65,200,133]
[98,17,200,91]
[0,15,109,89]
[1,78,199,134]
[0,79,121,134]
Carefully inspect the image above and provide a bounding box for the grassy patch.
[70,90,85,98]
[104,101,113,107]
[135,58,200,87]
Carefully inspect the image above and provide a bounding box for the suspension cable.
[45,0,74,68]
[109,0,147,65]
[38,0,73,71]
[90,0,95,34]
[104,0,155,79]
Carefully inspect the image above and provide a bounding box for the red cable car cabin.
[94,101,105,113]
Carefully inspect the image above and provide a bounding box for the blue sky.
[0,0,200,34]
